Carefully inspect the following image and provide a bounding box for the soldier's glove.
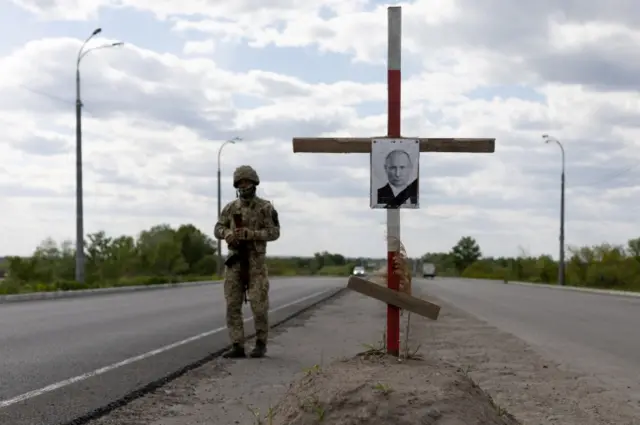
[234,228,255,240]
[224,230,237,245]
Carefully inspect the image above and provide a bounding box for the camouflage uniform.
[214,165,280,358]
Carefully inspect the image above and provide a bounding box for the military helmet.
[233,165,260,188]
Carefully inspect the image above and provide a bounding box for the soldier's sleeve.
[214,203,233,240]
[253,202,280,242]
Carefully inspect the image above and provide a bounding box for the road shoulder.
[443,277,640,298]
[89,285,640,425]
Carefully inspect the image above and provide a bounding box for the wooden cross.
[291,6,495,356]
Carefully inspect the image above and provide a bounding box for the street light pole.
[217,137,241,275]
[542,134,566,286]
[75,28,124,283]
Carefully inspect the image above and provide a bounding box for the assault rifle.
[224,213,250,303]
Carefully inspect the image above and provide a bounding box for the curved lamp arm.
[217,137,242,171]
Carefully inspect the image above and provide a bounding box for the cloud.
[183,39,216,55]
[1,0,640,259]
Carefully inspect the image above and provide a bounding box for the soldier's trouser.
[224,267,270,345]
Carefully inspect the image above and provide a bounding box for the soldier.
[214,165,280,358]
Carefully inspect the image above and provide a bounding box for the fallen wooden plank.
[347,276,440,320]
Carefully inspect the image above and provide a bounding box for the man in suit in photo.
[377,149,418,207]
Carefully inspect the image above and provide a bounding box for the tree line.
[0,223,366,294]
[426,236,640,291]
[2,225,638,295]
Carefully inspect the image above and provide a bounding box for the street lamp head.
[230,136,241,143]
[111,42,124,47]
[92,28,102,36]
[542,134,556,144]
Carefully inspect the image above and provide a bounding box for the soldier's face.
[237,179,252,189]
[385,153,411,186]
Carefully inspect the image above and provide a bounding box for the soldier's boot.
[222,343,246,358]
[249,340,267,358]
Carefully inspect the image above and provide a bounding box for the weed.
[358,331,386,358]
[303,364,322,376]
[373,381,393,396]
[264,405,275,424]
[246,404,262,424]
[489,396,508,416]
[299,395,326,421]
[247,403,275,425]
[312,402,326,421]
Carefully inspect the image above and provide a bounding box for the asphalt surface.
[0,277,345,425]
[423,278,640,393]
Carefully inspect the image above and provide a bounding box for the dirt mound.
[271,352,521,425]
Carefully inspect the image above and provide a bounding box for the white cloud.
[2,0,640,259]
[183,39,216,55]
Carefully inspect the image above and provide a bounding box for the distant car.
[352,266,366,276]
[422,262,436,279]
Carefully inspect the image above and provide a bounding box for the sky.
[1,0,639,259]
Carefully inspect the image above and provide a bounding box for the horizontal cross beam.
[292,137,495,154]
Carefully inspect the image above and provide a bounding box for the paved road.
[0,277,344,425]
[423,278,640,397]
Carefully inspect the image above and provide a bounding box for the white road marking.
[0,289,335,409]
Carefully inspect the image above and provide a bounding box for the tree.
[450,236,482,273]
[627,237,640,259]
[422,237,640,291]
[86,231,115,282]
[175,224,216,274]
[3,223,221,287]
[137,225,188,276]
[109,235,139,277]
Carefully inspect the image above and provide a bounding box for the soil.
[271,352,521,425]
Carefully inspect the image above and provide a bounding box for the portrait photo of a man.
[370,139,420,209]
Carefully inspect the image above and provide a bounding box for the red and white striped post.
[386,5,402,356]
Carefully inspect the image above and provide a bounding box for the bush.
[315,264,355,276]
[0,280,22,295]
[461,260,507,280]
[449,240,640,292]
[55,280,91,291]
